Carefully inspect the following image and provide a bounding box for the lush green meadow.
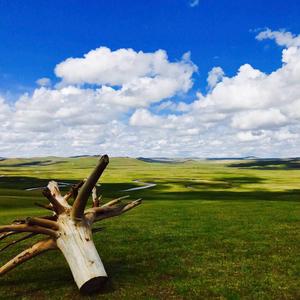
[0,157,299,299]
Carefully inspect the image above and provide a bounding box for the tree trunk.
[56,215,107,293]
[0,155,142,293]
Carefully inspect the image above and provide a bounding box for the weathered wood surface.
[0,155,141,293]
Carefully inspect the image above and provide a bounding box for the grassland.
[0,157,299,299]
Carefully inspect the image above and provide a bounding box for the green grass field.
[0,157,299,299]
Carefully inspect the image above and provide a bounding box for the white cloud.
[55,47,195,87]
[2,29,300,158]
[236,131,266,142]
[207,67,224,89]
[55,47,196,108]
[0,47,197,157]
[231,109,287,130]
[0,97,11,123]
[130,109,162,127]
[121,28,300,157]
[36,77,51,86]
[256,28,300,47]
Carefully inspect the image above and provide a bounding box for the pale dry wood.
[47,181,70,207]
[38,215,58,221]
[94,199,142,221]
[34,202,54,211]
[0,154,142,293]
[94,194,102,207]
[101,195,130,207]
[10,215,57,226]
[0,224,57,238]
[56,215,107,290]
[42,187,66,214]
[0,231,17,241]
[0,233,37,252]
[72,155,109,220]
[0,239,57,276]
[92,187,101,208]
[64,180,85,202]
[26,217,59,230]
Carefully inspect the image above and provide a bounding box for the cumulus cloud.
[0,47,197,157]
[36,77,51,87]
[55,47,195,87]
[130,109,162,127]
[1,29,300,158]
[256,28,300,47]
[231,109,287,130]
[207,67,224,90]
[236,131,266,142]
[55,47,196,108]
[123,28,300,157]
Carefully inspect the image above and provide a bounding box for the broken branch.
[0,224,57,238]
[26,217,59,230]
[93,199,142,222]
[0,233,37,252]
[47,181,70,207]
[42,188,66,214]
[101,195,130,207]
[0,239,57,276]
[34,202,54,211]
[72,155,109,220]
[0,231,17,241]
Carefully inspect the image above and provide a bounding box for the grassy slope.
[0,157,299,299]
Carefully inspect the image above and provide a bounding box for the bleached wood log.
[56,215,107,293]
[0,154,142,294]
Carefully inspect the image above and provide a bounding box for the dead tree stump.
[0,155,141,293]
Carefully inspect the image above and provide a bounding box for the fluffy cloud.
[207,67,224,90]
[1,29,300,158]
[231,109,287,130]
[55,47,196,108]
[55,47,195,87]
[0,48,196,157]
[36,77,51,87]
[130,109,162,127]
[256,28,300,47]
[125,29,300,157]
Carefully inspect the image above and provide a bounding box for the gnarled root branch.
[0,154,142,293]
[0,224,57,238]
[0,233,37,252]
[0,239,57,276]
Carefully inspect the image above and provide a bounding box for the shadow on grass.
[0,160,66,168]
[142,189,300,202]
[0,176,58,190]
[0,174,299,213]
[229,158,300,170]
[0,172,300,298]
[101,176,300,203]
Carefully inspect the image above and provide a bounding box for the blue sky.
[1,1,300,157]
[1,0,299,97]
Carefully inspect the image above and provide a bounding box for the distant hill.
[137,156,263,163]
[1,155,299,163]
[137,157,189,163]
[206,156,259,161]
[69,155,97,158]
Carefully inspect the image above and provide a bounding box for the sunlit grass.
[0,157,299,299]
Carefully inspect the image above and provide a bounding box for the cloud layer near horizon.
[1,29,300,158]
